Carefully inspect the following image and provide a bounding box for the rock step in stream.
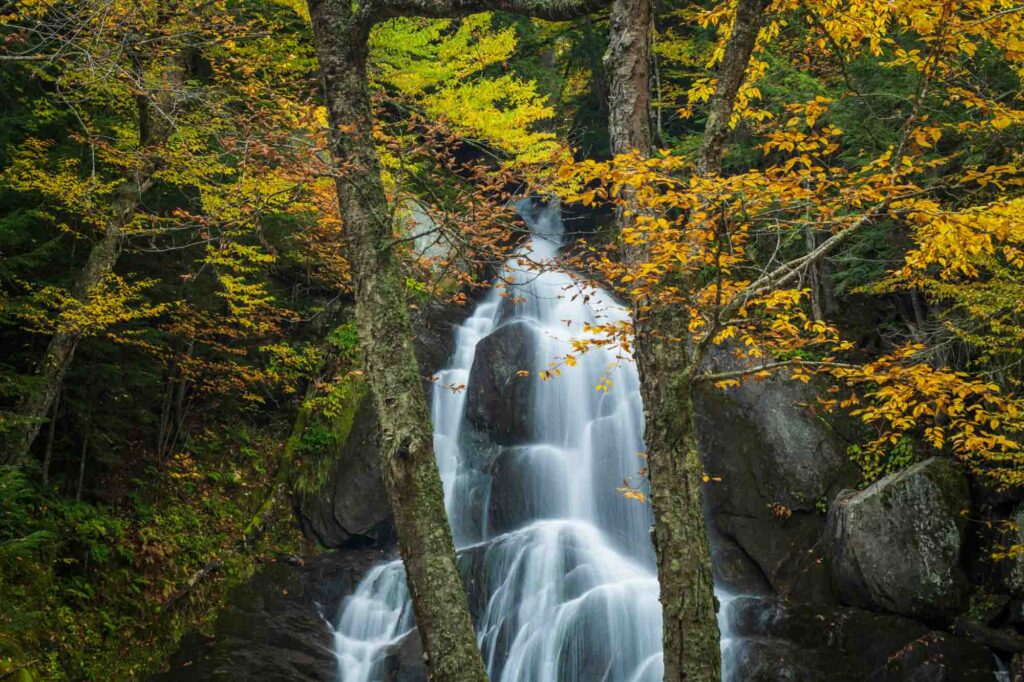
[154,201,1016,682]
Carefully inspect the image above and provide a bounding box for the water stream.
[334,201,733,681]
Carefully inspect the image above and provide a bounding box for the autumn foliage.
[558,0,1024,489]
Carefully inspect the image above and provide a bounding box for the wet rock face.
[486,445,564,536]
[380,631,427,682]
[726,596,995,682]
[410,299,473,384]
[694,355,860,601]
[695,352,860,518]
[150,551,386,682]
[825,457,971,621]
[712,512,834,602]
[294,298,474,550]
[464,321,536,445]
[295,394,394,549]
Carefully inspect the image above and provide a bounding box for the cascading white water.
[334,200,734,681]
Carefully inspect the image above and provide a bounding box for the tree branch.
[697,359,857,384]
[0,54,53,61]
[714,201,889,326]
[697,0,771,175]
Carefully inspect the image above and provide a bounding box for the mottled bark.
[697,0,770,176]
[608,1,721,680]
[308,1,607,678]
[638,318,722,682]
[606,0,653,155]
[305,2,488,680]
[607,1,771,681]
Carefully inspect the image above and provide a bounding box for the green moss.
[291,375,368,495]
[0,421,306,681]
[849,435,918,486]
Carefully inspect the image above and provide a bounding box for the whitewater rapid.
[333,200,733,681]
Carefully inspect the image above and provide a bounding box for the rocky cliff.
[156,315,1024,681]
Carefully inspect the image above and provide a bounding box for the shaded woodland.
[2,1,1024,680]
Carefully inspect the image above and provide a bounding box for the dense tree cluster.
[1,0,1022,680]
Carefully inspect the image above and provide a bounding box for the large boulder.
[728,638,868,681]
[825,457,971,621]
[707,524,772,596]
[295,394,393,549]
[295,298,474,550]
[151,551,385,681]
[695,352,859,518]
[725,596,995,681]
[694,353,860,602]
[712,512,833,602]
[464,321,536,444]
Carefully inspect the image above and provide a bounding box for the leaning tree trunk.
[305,2,488,680]
[2,37,184,467]
[697,0,770,178]
[2,186,142,466]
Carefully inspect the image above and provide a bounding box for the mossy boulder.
[826,457,971,621]
[725,596,995,681]
[294,392,394,549]
[295,299,473,550]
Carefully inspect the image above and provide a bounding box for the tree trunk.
[76,430,88,502]
[305,2,488,680]
[697,0,770,177]
[2,194,134,466]
[639,319,722,682]
[608,1,723,679]
[41,381,60,485]
[804,226,837,322]
[607,1,771,680]
[606,0,653,155]
[2,36,182,467]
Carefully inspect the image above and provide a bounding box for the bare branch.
[968,3,1024,26]
[697,359,857,384]
[0,53,54,61]
[713,201,889,327]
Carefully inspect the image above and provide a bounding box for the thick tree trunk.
[637,318,722,682]
[606,0,653,155]
[697,0,770,177]
[305,2,488,680]
[607,2,722,681]
[608,1,770,680]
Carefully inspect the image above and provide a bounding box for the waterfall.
[334,200,733,681]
